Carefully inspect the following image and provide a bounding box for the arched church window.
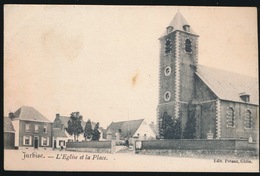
[164,91,171,101]
[244,110,252,129]
[185,39,192,53]
[226,107,235,128]
[165,38,172,54]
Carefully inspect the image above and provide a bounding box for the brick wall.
[19,120,53,148]
[136,139,258,156]
[139,139,236,150]
[4,132,15,149]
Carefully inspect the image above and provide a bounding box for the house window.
[23,136,32,145]
[25,124,30,132]
[165,38,172,54]
[43,126,47,133]
[59,140,65,146]
[41,137,49,146]
[35,125,39,133]
[185,39,192,53]
[244,110,252,129]
[226,107,235,128]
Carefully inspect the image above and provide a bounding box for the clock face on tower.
[164,67,171,76]
[164,91,171,101]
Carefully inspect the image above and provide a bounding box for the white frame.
[41,137,49,146]
[23,135,32,146]
[164,66,171,76]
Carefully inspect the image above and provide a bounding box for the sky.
[4,6,258,128]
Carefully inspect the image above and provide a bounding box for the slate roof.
[107,119,144,139]
[161,11,197,37]
[196,65,258,105]
[53,128,68,138]
[13,106,52,123]
[4,117,15,132]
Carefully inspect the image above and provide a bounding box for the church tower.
[157,12,199,138]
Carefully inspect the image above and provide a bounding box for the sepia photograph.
[3,5,259,172]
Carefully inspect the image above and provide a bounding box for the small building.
[4,116,15,149]
[106,119,156,145]
[53,128,68,149]
[9,106,53,150]
[52,113,104,149]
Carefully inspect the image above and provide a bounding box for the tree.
[173,119,182,139]
[183,109,196,139]
[65,112,84,141]
[160,112,182,139]
[163,113,175,139]
[84,119,93,141]
[92,122,101,141]
[161,112,175,139]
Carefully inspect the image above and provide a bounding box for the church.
[157,12,259,141]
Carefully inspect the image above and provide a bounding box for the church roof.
[13,106,52,123]
[161,11,197,37]
[107,119,144,139]
[196,65,258,105]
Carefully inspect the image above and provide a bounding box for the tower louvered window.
[165,38,172,54]
[226,107,235,128]
[185,39,192,53]
[244,110,252,129]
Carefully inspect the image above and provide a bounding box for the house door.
[54,140,57,148]
[34,137,39,149]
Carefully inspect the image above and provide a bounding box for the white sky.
[4,6,258,128]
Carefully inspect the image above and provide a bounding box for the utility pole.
[127,109,129,138]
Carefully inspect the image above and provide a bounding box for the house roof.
[13,106,52,123]
[196,65,258,105]
[4,117,15,132]
[161,11,197,37]
[107,119,144,139]
[53,128,68,138]
[149,123,157,136]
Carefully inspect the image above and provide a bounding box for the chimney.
[56,113,60,119]
[9,112,15,119]
[239,92,250,102]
